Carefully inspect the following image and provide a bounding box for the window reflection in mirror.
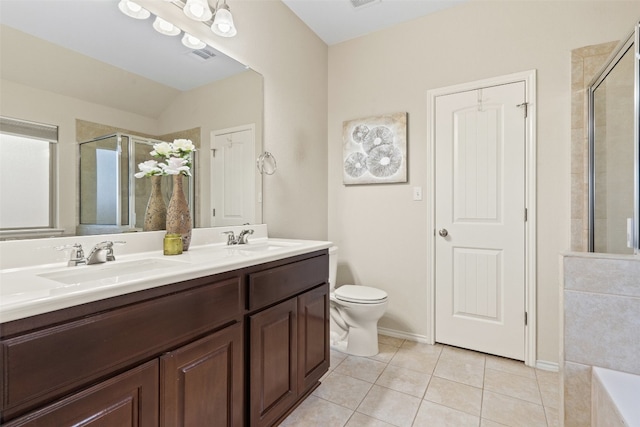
[0,117,57,232]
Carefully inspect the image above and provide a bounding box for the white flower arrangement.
[135,139,196,178]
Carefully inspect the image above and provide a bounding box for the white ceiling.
[281,0,468,45]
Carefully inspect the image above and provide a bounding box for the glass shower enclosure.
[78,133,194,235]
[588,21,640,254]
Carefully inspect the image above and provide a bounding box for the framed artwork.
[342,112,407,184]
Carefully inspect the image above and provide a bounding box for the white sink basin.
[38,258,188,285]
[226,240,302,253]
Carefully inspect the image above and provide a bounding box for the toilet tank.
[328,246,338,292]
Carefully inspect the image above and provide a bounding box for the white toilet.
[328,246,388,357]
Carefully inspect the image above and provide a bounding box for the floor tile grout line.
[484,364,540,380]
[326,341,558,427]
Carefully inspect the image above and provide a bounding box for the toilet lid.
[334,285,388,304]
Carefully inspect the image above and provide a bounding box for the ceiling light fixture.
[118,0,238,54]
[183,0,213,22]
[152,16,181,36]
[211,0,237,38]
[118,0,150,20]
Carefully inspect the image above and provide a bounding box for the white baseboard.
[379,327,560,372]
[377,327,430,344]
[535,360,560,372]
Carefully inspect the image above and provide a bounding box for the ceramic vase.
[166,174,192,251]
[143,175,166,232]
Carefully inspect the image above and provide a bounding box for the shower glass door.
[588,22,640,254]
[79,134,129,227]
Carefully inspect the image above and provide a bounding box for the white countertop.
[0,228,332,323]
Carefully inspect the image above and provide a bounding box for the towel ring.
[256,152,277,175]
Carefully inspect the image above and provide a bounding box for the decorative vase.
[143,175,166,232]
[166,174,192,251]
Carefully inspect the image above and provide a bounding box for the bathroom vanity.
[0,230,330,426]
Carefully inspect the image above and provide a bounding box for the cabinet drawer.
[3,360,159,427]
[248,254,328,310]
[1,276,242,417]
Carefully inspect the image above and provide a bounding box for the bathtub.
[592,367,640,426]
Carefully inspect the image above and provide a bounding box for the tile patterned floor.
[281,336,559,427]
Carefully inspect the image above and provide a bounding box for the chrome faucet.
[222,229,254,245]
[237,228,254,244]
[86,241,125,265]
[55,243,87,267]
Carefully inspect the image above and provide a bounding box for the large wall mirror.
[588,21,639,254]
[0,0,263,240]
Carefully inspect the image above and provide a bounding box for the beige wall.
[327,0,638,364]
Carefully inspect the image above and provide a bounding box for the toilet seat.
[334,285,388,304]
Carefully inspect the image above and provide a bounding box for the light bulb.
[184,0,212,21]
[118,0,150,19]
[181,33,206,50]
[211,6,236,37]
[153,16,181,36]
[191,4,204,17]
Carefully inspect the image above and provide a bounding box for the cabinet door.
[4,360,158,427]
[298,284,330,392]
[160,323,243,427]
[249,299,298,427]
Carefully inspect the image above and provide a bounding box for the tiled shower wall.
[561,253,640,426]
[570,41,618,251]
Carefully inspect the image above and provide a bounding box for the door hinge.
[212,208,216,217]
[525,311,528,326]
[524,208,528,222]
[211,148,216,157]
[517,102,528,118]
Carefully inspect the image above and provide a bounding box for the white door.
[211,126,256,226]
[434,82,526,360]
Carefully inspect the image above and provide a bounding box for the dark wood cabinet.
[297,285,330,394]
[249,299,298,427]
[0,277,243,420]
[4,360,159,427]
[161,322,243,427]
[249,285,329,427]
[0,250,329,427]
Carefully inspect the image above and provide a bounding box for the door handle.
[438,229,449,237]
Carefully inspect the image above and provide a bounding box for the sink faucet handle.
[55,243,87,267]
[108,241,126,261]
[238,229,254,244]
[221,231,236,245]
